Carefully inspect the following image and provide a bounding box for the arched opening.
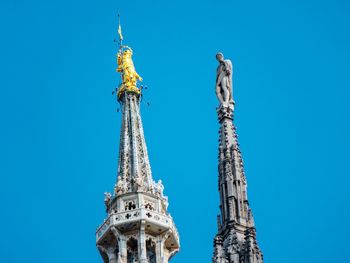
[146,238,156,263]
[127,237,138,263]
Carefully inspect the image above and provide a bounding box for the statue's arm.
[225,60,233,75]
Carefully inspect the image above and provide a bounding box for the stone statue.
[215,52,233,106]
[135,176,146,192]
[115,176,126,196]
[155,180,164,197]
[154,180,168,210]
[104,192,112,212]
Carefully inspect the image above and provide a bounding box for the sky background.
[1,0,349,262]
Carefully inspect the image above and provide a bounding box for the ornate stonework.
[95,26,179,263]
[96,90,180,263]
[213,53,263,263]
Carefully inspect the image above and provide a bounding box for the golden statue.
[116,47,142,98]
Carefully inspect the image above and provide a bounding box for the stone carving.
[225,230,240,263]
[97,245,118,262]
[247,208,255,227]
[96,29,180,263]
[215,52,233,107]
[154,180,164,197]
[115,90,155,196]
[154,179,169,210]
[144,202,155,211]
[241,228,263,263]
[124,200,137,211]
[135,175,146,192]
[115,176,127,196]
[213,235,229,263]
[213,53,262,263]
[104,192,112,212]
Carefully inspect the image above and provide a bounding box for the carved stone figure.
[153,179,169,211]
[96,25,180,263]
[115,176,126,195]
[155,180,164,197]
[215,52,233,106]
[104,192,112,212]
[213,52,263,263]
[135,176,146,192]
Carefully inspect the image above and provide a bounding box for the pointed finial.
[115,15,143,100]
[117,13,123,47]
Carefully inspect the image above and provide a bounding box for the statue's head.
[123,48,133,58]
[216,52,224,62]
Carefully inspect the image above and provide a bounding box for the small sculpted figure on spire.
[116,17,142,99]
[213,52,263,263]
[96,17,180,263]
[215,52,233,107]
[117,47,143,98]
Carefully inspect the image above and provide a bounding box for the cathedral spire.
[113,20,153,195]
[213,52,263,263]
[96,19,180,263]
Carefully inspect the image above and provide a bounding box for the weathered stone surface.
[213,54,263,263]
[96,92,179,263]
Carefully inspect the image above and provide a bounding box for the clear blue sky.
[0,0,349,262]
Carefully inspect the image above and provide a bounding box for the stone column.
[108,254,118,263]
[111,227,127,263]
[228,196,235,221]
[119,236,128,263]
[162,248,170,263]
[139,220,147,263]
[156,235,166,263]
[222,182,228,222]
[98,246,117,263]
[234,181,242,219]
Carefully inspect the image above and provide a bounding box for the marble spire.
[114,91,154,196]
[95,20,180,263]
[213,52,263,263]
